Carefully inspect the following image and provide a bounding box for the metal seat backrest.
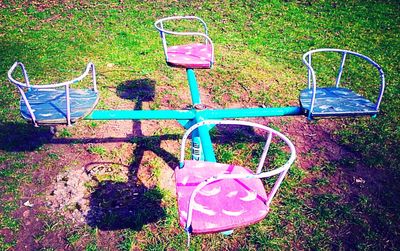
[7,62,98,126]
[301,49,385,119]
[154,16,214,69]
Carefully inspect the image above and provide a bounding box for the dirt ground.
[2,81,386,250]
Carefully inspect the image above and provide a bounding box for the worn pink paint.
[166,43,213,69]
[175,160,269,234]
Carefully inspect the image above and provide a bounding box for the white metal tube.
[159,21,169,61]
[65,84,71,126]
[302,54,317,118]
[18,62,31,88]
[307,54,312,89]
[17,86,37,126]
[90,62,97,92]
[376,69,385,110]
[155,16,208,35]
[8,62,94,89]
[265,169,288,206]
[7,62,37,125]
[154,16,214,65]
[256,132,272,174]
[336,52,347,87]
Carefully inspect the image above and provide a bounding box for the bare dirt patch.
[5,78,391,249]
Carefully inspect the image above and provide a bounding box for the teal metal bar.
[186,69,201,105]
[86,109,195,120]
[197,106,303,119]
[195,113,216,162]
[191,129,203,160]
[86,107,303,120]
[186,68,216,162]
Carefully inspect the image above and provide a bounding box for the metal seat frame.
[154,16,215,68]
[177,119,296,241]
[8,62,98,126]
[301,48,385,119]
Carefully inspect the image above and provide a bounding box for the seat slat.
[175,160,268,234]
[167,43,213,69]
[300,87,377,117]
[20,89,99,124]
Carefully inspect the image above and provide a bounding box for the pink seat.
[166,43,213,69]
[175,120,296,241]
[154,16,215,70]
[175,160,269,233]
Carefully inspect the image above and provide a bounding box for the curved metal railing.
[154,16,214,67]
[302,48,385,118]
[178,119,296,235]
[8,62,98,126]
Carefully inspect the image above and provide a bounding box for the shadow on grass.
[85,79,172,230]
[116,78,156,102]
[87,184,165,231]
[117,78,179,170]
[0,121,53,151]
[85,163,166,231]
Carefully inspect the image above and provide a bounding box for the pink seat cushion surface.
[166,43,213,69]
[175,160,269,234]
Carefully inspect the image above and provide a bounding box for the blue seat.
[20,89,98,124]
[8,62,99,126]
[299,87,377,117]
[299,49,385,119]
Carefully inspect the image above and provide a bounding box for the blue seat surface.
[20,89,99,124]
[299,87,377,117]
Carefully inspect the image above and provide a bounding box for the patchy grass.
[0,0,399,250]
[0,154,29,248]
[87,145,108,157]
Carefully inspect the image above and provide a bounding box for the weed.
[118,230,138,251]
[47,153,59,160]
[87,145,108,157]
[43,220,59,233]
[85,242,98,251]
[34,233,45,243]
[83,181,97,194]
[310,165,321,173]
[0,237,16,250]
[316,177,330,187]
[358,195,370,209]
[66,232,81,246]
[143,188,164,201]
[58,128,72,138]
[87,121,99,129]
[149,100,161,110]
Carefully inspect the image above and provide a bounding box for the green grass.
[0,0,399,249]
[87,145,108,157]
[0,153,35,249]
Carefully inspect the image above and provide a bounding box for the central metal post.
[186,69,216,162]
[186,69,201,105]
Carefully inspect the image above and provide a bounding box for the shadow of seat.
[0,121,53,152]
[86,179,165,231]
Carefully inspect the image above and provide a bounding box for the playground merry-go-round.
[6,16,385,246]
